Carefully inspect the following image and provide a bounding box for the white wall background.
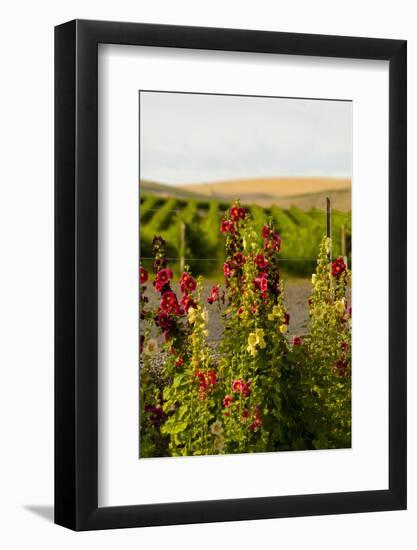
[0,1,414,548]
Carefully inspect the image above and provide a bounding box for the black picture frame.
[55,19,407,531]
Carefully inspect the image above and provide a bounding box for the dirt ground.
[144,278,314,343]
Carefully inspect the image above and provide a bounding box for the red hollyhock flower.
[144,405,165,426]
[262,225,270,239]
[284,312,290,325]
[223,395,233,408]
[229,205,240,221]
[341,341,348,351]
[223,262,234,278]
[238,207,246,219]
[249,406,262,431]
[255,253,268,269]
[196,370,216,398]
[335,359,349,377]
[241,408,250,420]
[232,379,251,396]
[263,231,281,252]
[249,418,262,431]
[332,257,346,278]
[292,336,302,347]
[180,293,196,312]
[156,311,172,331]
[254,272,268,294]
[220,219,233,233]
[241,382,251,397]
[155,268,173,292]
[180,272,197,293]
[160,291,180,314]
[231,379,243,393]
[140,266,148,284]
[195,371,207,388]
[234,252,245,267]
[175,356,184,367]
[207,285,219,304]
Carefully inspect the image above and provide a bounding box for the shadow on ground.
[24,505,54,523]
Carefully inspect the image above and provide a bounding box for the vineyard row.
[140,194,351,277]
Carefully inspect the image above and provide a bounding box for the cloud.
[140,91,352,184]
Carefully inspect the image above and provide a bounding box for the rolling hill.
[140,177,351,211]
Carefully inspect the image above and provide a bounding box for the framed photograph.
[55,20,406,530]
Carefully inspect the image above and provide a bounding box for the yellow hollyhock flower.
[279,324,288,334]
[256,329,266,349]
[248,332,258,347]
[188,307,197,324]
[334,299,346,315]
[247,344,257,356]
[210,420,223,436]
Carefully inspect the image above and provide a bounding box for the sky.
[140,91,352,185]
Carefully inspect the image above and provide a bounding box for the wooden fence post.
[326,197,332,262]
[341,224,348,268]
[179,221,185,274]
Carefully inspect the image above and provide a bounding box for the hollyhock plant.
[141,202,351,458]
[303,235,351,450]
